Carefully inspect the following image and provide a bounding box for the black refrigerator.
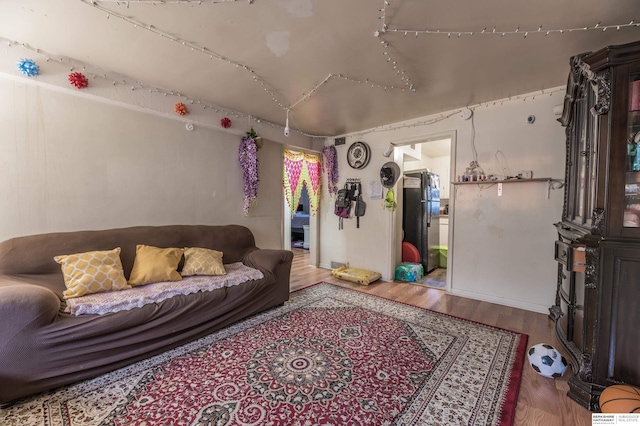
[403,171,440,273]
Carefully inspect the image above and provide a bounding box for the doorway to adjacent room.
[282,149,320,268]
[290,184,310,250]
[393,132,455,290]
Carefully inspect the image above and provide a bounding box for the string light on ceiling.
[387,20,639,38]
[96,0,250,4]
[8,1,612,140]
[289,73,408,110]
[374,0,415,92]
[1,36,291,133]
[82,0,422,138]
[350,87,565,138]
[2,34,566,140]
[83,0,289,112]
[82,0,411,138]
[88,0,580,136]
[372,0,637,109]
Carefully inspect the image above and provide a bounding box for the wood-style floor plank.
[289,248,592,426]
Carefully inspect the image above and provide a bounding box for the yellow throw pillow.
[128,245,183,286]
[181,247,226,276]
[54,247,130,299]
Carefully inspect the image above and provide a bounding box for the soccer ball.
[527,343,568,378]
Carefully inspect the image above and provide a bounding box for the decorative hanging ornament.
[174,102,189,116]
[384,188,397,212]
[239,136,259,215]
[321,145,339,196]
[68,72,88,89]
[17,58,39,77]
[220,117,232,128]
[244,127,263,149]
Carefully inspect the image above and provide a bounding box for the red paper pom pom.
[220,117,232,128]
[68,72,88,89]
[174,102,189,116]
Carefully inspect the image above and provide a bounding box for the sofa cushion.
[67,262,262,316]
[54,247,131,299]
[128,245,183,286]
[181,247,226,276]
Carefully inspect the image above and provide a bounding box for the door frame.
[389,130,457,290]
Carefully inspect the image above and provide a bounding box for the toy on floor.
[402,241,420,263]
[332,266,381,285]
[527,343,568,378]
[599,385,640,413]
[395,262,424,282]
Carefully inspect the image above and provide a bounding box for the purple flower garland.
[239,137,259,215]
[322,145,339,196]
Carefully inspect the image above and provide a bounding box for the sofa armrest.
[243,249,293,274]
[0,279,60,347]
[243,249,294,301]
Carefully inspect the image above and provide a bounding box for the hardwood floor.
[289,248,593,426]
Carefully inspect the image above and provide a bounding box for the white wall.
[0,77,288,248]
[0,41,317,248]
[318,90,566,313]
[448,102,565,313]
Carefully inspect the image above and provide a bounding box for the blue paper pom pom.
[17,58,39,77]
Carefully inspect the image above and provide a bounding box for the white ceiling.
[2,0,639,137]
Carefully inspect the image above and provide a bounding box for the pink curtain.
[283,149,321,215]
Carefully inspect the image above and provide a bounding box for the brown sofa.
[0,224,293,405]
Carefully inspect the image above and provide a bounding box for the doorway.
[282,149,320,268]
[290,184,310,250]
[392,132,455,290]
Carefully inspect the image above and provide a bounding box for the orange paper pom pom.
[174,102,189,116]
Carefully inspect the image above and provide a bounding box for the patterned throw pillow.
[128,245,183,286]
[54,247,131,299]
[181,247,226,276]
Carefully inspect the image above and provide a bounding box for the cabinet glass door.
[624,72,640,227]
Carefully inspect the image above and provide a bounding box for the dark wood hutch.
[551,39,640,411]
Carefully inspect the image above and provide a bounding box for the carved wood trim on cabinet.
[551,40,640,412]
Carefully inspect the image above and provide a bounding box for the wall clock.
[347,141,371,169]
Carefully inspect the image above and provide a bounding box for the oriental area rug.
[0,283,527,426]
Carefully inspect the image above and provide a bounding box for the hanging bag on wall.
[354,182,366,228]
[334,187,352,229]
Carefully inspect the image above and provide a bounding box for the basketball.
[599,385,640,413]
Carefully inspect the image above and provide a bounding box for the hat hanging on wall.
[380,161,401,188]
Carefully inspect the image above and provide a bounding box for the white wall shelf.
[451,178,565,199]
[452,177,558,185]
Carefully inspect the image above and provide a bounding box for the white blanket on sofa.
[65,262,264,316]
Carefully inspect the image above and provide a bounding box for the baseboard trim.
[449,288,550,314]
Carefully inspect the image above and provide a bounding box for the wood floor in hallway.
[289,248,592,426]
